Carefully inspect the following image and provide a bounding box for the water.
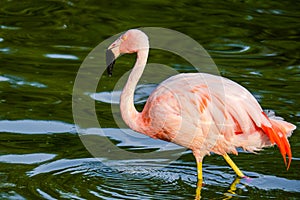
[1,0,299,199]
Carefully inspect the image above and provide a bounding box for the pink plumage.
[139,73,295,168]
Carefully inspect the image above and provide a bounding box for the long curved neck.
[120,48,149,131]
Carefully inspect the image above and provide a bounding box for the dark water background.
[0,0,299,199]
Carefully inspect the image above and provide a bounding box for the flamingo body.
[106,29,296,181]
[138,73,294,165]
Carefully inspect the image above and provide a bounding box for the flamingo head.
[106,29,149,76]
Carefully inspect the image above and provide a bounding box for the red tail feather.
[261,112,293,170]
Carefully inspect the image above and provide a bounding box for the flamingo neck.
[120,48,149,131]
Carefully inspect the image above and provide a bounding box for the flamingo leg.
[197,161,203,180]
[223,153,245,178]
[194,161,203,200]
[195,178,203,200]
[195,161,203,200]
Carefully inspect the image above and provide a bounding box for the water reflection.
[24,155,300,199]
[44,53,79,60]
[0,47,11,53]
[0,153,56,164]
[209,43,251,54]
[89,84,157,104]
[0,120,75,134]
[0,25,21,30]
[1,119,298,198]
[0,75,47,88]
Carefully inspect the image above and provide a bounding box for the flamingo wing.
[139,73,295,167]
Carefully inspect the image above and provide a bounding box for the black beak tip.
[106,49,115,77]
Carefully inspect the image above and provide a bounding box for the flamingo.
[105,29,296,185]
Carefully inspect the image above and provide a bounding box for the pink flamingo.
[106,29,296,185]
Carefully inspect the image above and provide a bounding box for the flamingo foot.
[241,175,252,183]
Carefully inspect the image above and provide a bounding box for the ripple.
[0,191,25,200]
[52,45,91,51]
[240,172,300,193]
[255,9,284,15]
[36,189,56,200]
[209,43,251,54]
[27,157,197,199]
[0,153,56,164]
[0,47,11,53]
[81,127,182,151]
[44,53,79,60]
[89,84,157,104]
[0,119,181,152]
[0,25,21,30]
[25,155,300,199]
[0,76,10,82]
[0,120,75,134]
[0,74,47,88]
[27,158,101,177]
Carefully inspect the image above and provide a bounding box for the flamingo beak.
[106,39,121,76]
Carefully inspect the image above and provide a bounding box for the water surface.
[0,1,299,199]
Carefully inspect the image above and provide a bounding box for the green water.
[0,0,299,199]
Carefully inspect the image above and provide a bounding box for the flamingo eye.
[121,34,127,41]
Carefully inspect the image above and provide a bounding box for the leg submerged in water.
[195,161,203,200]
[195,178,203,200]
[194,156,204,200]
